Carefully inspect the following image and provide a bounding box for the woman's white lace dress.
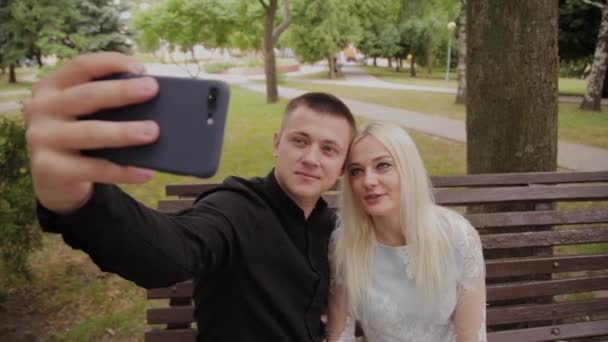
[331,220,487,342]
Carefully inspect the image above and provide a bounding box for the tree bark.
[388,57,392,68]
[9,64,16,83]
[455,0,467,104]
[467,0,557,175]
[427,45,433,74]
[581,2,608,111]
[34,50,43,68]
[373,56,377,66]
[410,55,416,77]
[467,0,558,329]
[261,0,291,104]
[327,55,335,79]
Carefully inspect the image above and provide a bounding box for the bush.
[0,117,41,284]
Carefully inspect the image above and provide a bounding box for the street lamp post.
[445,21,456,81]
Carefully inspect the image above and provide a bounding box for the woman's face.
[346,134,401,219]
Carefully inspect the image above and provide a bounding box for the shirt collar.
[262,169,328,220]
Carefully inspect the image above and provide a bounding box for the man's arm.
[26,52,238,288]
[38,183,236,288]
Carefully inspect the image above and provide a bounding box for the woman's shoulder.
[436,206,481,254]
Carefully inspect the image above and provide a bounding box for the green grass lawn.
[0,67,36,92]
[360,65,587,96]
[289,70,346,81]
[360,65,458,88]
[281,80,608,149]
[559,78,587,96]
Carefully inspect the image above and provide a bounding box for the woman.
[327,122,486,342]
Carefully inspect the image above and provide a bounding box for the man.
[26,52,356,341]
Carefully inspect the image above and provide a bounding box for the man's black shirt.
[37,171,335,341]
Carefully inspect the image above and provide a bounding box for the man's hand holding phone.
[25,52,229,216]
[26,52,160,215]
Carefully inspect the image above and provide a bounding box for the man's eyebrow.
[287,131,310,138]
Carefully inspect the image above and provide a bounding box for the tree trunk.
[581,3,608,111]
[467,0,558,330]
[427,45,433,74]
[467,0,557,175]
[34,50,43,68]
[388,57,392,68]
[373,56,377,66]
[410,55,416,77]
[262,0,291,104]
[327,55,335,79]
[455,0,467,104]
[396,57,401,71]
[263,0,279,103]
[9,64,16,83]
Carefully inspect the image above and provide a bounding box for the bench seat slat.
[487,320,608,342]
[147,281,194,299]
[147,307,195,325]
[487,275,608,301]
[487,298,608,325]
[145,328,197,342]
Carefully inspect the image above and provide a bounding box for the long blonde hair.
[333,122,453,313]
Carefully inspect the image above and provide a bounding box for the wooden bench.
[145,171,608,342]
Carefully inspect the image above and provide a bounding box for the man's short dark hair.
[282,92,356,139]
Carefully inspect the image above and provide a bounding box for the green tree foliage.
[0,0,78,69]
[131,0,235,54]
[287,0,361,78]
[0,118,41,284]
[229,1,265,53]
[1,0,133,82]
[559,0,602,66]
[351,0,458,74]
[63,0,133,55]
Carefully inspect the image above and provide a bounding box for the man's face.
[273,106,352,205]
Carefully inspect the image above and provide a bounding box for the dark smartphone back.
[83,74,229,178]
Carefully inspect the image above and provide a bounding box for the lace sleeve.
[453,222,487,342]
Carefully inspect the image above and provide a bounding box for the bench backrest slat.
[465,208,608,228]
[487,298,608,326]
[480,227,608,249]
[486,275,608,301]
[486,320,608,342]
[485,253,608,278]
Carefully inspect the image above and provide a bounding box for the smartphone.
[82,74,230,178]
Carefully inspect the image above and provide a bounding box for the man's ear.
[272,132,280,157]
